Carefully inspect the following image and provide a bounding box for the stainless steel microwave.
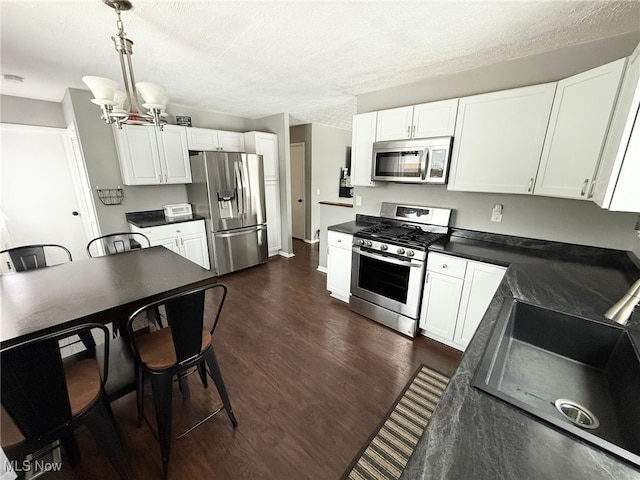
[371,137,453,184]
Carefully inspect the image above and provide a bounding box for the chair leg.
[197,361,208,388]
[83,397,132,480]
[61,434,81,467]
[149,373,174,480]
[78,330,96,350]
[203,348,237,427]
[177,373,191,399]
[135,363,145,427]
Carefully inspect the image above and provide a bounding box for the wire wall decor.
[97,187,124,206]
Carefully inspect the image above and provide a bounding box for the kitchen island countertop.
[401,232,640,479]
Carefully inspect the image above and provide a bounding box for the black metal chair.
[126,283,237,479]
[0,244,72,272]
[0,323,132,479]
[86,232,151,258]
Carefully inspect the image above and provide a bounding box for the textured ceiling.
[1,1,640,130]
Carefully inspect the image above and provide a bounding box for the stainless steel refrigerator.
[186,151,268,275]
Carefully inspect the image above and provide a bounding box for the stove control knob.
[366,241,373,247]
[397,248,405,255]
[358,239,365,246]
[380,244,388,251]
[407,250,415,257]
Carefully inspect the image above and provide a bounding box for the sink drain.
[554,399,600,430]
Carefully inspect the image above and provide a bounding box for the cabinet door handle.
[412,125,416,137]
[407,126,411,138]
[159,175,162,182]
[164,173,168,183]
[175,239,179,247]
[425,272,429,283]
[180,238,184,246]
[527,178,534,192]
[588,180,596,199]
[581,178,589,196]
[442,264,448,269]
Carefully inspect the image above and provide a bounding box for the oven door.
[350,246,425,319]
[372,147,428,183]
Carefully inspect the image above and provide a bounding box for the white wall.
[310,124,352,242]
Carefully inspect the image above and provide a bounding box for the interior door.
[289,142,305,240]
[0,124,91,267]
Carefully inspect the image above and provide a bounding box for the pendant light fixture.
[82,0,168,130]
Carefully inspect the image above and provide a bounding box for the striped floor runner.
[342,365,450,480]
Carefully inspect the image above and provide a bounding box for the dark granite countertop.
[327,215,380,236]
[126,210,206,228]
[401,232,640,479]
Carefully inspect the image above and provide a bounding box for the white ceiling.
[1,1,639,130]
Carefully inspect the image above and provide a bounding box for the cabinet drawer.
[427,252,467,278]
[328,230,352,249]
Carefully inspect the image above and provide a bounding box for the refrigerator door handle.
[234,160,245,218]
[215,225,267,238]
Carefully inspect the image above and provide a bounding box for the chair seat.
[65,358,102,416]
[1,358,101,449]
[136,328,212,370]
[1,405,24,448]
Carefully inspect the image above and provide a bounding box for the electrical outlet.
[355,196,362,206]
[491,203,503,222]
[316,189,320,195]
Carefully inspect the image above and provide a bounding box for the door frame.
[289,142,306,240]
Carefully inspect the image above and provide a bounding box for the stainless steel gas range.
[349,203,452,337]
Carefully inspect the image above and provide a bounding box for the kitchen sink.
[473,298,640,467]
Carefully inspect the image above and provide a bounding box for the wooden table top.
[1,247,216,349]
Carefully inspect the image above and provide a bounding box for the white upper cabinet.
[351,112,378,186]
[244,131,279,181]
[593,43,640,213]
[534,58,627,200]
[375,99,458,141]
[114,124,191,185]
[448,83,557,194]
[186,127,245,152]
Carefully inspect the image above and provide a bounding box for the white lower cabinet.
[264,180,282,256]
[130,220,210,270]
[327,231,352,302]
[419,252,506,351]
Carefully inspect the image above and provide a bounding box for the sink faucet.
[605,278,640,325]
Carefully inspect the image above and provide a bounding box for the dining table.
[1,246,217,350]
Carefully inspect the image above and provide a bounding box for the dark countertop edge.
[319,201,354,208]
[126,210,206,228]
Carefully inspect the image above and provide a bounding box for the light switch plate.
[355,196,362,206]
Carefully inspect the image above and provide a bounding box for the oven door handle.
[355,248,422,267]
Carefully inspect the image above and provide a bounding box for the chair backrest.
[86,232,151,258]
[127,283,227,366]
[0,324,109,439]
[0,244,72,272]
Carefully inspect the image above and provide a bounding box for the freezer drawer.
[212,225,268,275]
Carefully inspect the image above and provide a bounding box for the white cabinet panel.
[114,124,190,185]
[327,231,352,303]
[376,106,414,141]
[245,131,279,181]
[419,271,464,340]
[186,127,245,152]
[376,100,458,141]
[594,43,640,212]
[180,232,210,269]
[264,180,282,256]
[453,262,506,349]
[448,83,556,194]
[535,59,626,200]
[412,99,458,138]
[351,112,377,186]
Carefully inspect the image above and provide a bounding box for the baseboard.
[278,251,295,258]
[304,238,319,244]
[317,266,327,273]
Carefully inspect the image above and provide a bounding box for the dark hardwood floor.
[52,240,461,479]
